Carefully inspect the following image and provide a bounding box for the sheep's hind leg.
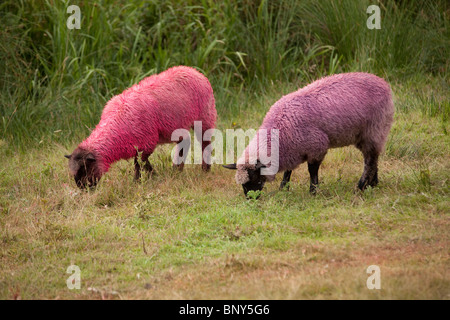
[199,129,212,172]
[357,148,379,191]
[173,141,186,172]
[201,140,212,172]
[279,170,292,190]
[308,160,322,194]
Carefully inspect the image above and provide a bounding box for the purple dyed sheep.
[65,66,217,189]
[224,72,394,197]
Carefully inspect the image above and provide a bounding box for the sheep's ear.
[64,154,71,159]
[255,161,267,170]
[86,153,96,161]
[222,164,237,170]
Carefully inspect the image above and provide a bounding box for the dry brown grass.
[0,107,449,300]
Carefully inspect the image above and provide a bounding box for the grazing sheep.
[223,72,394,197]
[65,66,217,188]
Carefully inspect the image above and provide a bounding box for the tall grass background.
[0,0,448,148]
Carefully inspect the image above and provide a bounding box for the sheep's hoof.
[279,182,290,191]
[309,185,318,195]
[357,179,377,191]
[135,171,156,182]
[172,163,184,172]
[358,173,379,191]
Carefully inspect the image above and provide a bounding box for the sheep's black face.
[73,162,99,189]
[242,168,266,199]
[65,148,102,189]
[222,162,267,199]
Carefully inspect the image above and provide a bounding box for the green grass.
[1,0,448,146]
[0,0,449,299]
[0,81,449,299]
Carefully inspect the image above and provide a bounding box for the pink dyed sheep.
[224,72,394,197]
[65,66,217,188]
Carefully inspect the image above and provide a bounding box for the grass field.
[0,0,449,299]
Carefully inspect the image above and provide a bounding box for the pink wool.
[79,66,217,173]
[237,72,394,181]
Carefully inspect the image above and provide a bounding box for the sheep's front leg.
[308,160,322,194]
[134,154,154,180]
[279,170,292,190]
[134,156,141,180]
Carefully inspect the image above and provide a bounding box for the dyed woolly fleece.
[236,72,394,184]
[79,66,217,173]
